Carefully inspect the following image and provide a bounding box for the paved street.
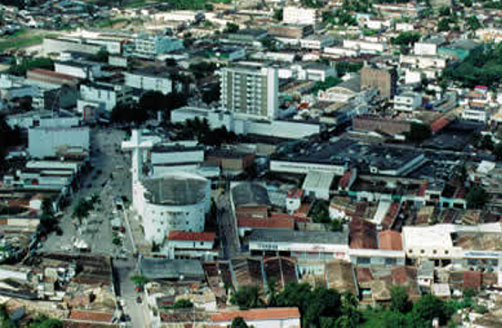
[114,258,150,328]
[216,194,239,259]
[41,128,132,255]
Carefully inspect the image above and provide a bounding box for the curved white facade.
[136,173,210,244]
[142,200,207,244]
[123,130,210,245]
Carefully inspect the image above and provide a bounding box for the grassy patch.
[0,32,56,52]
[95,17,130,28]
[123,0,149,8]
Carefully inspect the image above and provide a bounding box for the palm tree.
[267,278,279,306]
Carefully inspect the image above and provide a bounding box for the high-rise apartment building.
[220,65,279,120]
[361,66,397,99]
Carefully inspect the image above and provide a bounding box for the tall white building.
[283,6,320,26]
[220,65,279,120]
[134,33,184,58]
[122,130,210,244]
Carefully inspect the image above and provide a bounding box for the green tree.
[406,123,431,142]
[130,275,147,288]
[311,201,331,224]
[463,288,476,298]
[390,32,421,47]
[139,91,166,112]
[172,299,193,309]
[481,135,494,150]
[224,22,239,33]
[466,186,488,209]
[493,143,502,160]
[230,286,263,309]
[337,292,360,328]
[276,282,312,316]
[8,57,54,76]
[412,294,452,327]
[40,198,58,234]
[466,16,481,31]
[90,49,109,62]
[300,0,324,8]
[266,278,279,306]
[72,199,91,224]
[273,8,283,21]
[329,219,343,232]
[381,311,412,328]
[438,18,450,32]
[201,83,220,105]
[390,286,412,314]
[275,282,342,327]
[28,316,63,328]
[231,317,248,328]
[438,6,450,16]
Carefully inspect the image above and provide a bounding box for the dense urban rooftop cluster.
[0,0,502,327]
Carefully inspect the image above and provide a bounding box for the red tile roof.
[418,183,427,197]
[238,217,295,229]
[269,212,309,223]
[28,68,81,82]
[356,267,374,283]
[339,170,354,189]
[463,271,482,290]
[68,311,113,323]
[210,307,300,322]
[167,231,216,242]
[349,219,378,249]
[430,117,451,133]
[378,230,403,251]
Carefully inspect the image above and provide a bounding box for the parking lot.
[41,128,133,256]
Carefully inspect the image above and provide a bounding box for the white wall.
[414,42,438,56]
[270,160,347,175]
[151,150,204,165]
[213,317,301,328]
[124,72,174,95]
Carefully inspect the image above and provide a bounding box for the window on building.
[420,249,425,254]
[357,257,371,265]
[444,250,449,255]
[385,258,397,266]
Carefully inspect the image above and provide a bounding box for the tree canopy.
[442,44,502,88]
[230,317,248,328]
[466,186,488,209]
[230,286,263,310]
[8,57,53,76]
[406,122,431,142]
[390,286,412,314]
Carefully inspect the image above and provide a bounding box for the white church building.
[122,130,210,244]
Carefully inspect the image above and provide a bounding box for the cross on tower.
[122,129,154,186]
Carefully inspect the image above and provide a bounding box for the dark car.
[136,296,142,304]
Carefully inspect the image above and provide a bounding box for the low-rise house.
[163,231,218,260]
[210,307,301,328]
[393,92,422,112]
[124,67,180,95]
